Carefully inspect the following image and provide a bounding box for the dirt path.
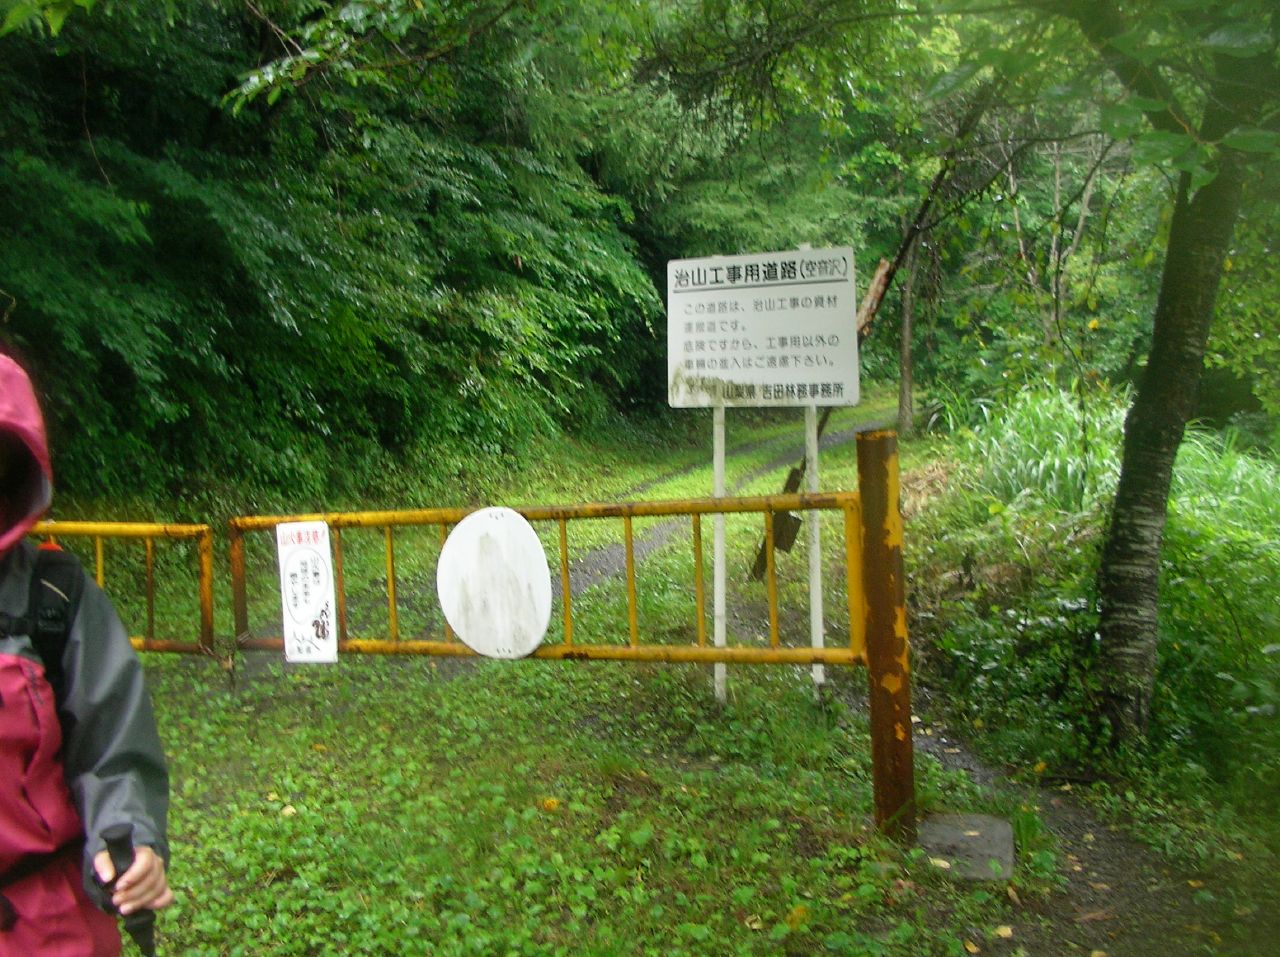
[566,420,879,595]
[910,709,1237,957]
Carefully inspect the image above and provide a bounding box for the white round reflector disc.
[436,507,552,659]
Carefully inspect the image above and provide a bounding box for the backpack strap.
[27,546,85,705]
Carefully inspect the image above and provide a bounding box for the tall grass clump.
[915,387,1280,848]
[965,386,1125,512]
[910,388,1119,772]
[1154,429,1280,823]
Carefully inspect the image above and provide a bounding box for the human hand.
[94,845,175,916]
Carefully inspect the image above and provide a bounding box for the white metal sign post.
[276,520,339,664]
[713,403,727,701]
[806,404,825,692]
[667,247,858,701]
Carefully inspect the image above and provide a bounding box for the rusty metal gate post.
[229,526,248,646]
[857,430,916,842]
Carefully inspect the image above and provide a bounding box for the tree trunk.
[897,237,919,437]
[1096,153,1246,740]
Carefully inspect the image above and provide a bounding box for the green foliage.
[146,656,1025,956]
[967,386,1124,513]
[0,0,97,37]
[0,0,672,509]
[912,389,1280,865]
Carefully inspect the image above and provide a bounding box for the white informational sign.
[437,507,552,660]
[276,521,338,664]
[667,246,859,407]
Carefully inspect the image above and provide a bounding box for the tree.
[1036,0,1279,739]
[640,0,1280,743]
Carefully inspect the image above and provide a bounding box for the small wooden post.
[857,430,916,842]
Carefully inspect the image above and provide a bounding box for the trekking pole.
[101,823,158,957]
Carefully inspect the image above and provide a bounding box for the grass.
[144,654,1042,957]
[49,381,1280,953]
[53,382,1074,955]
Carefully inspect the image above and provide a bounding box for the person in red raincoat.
[0,351,173,955]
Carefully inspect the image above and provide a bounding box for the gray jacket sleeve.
[59,574,170,867]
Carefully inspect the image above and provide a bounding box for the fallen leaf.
[944,747,962,753]
[281,805,297,817]
[1033,760,1048,774]
[963,940,980,954]
[1088,882,1111,891]
[995,925,1013,939]
[785,904,809,929]
[540,797,562,812]
[267,791,279,802]
[311,743,328,752]
[1090,951,1108,957]
[1187,879,1205,889]
[1075,909,1115,923]
[1082,832,1095,843]
[1006,885,1022,906]
[929,857,952,870]
[745,915,763,931]
[964,830,982,837]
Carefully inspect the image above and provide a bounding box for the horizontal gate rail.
[228,491,867,666]
[31,520,216,655]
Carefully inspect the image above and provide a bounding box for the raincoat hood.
[0,354,53,555]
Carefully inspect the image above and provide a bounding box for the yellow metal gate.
[30,432,914,838]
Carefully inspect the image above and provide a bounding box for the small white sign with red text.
[276,520,338,663]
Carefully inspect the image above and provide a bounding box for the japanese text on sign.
[276,520,338,664]
[667,247,858,408]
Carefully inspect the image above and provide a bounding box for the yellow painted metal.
[624,515,638,646]
[692,514,706,647]
[558,518,573,646]
[384,525,398,642]
[36,520,210,539]
[197,529,214,651]
[334,528,348,642]
[858,430,915,842]
[843,504,865,657]
[237,635,863,665]
[31,520,215,654]
[227,490,867,669]
[227,491,860,531]
[145,538,155,641]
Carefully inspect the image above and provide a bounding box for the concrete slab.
[917,813,1014,881]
